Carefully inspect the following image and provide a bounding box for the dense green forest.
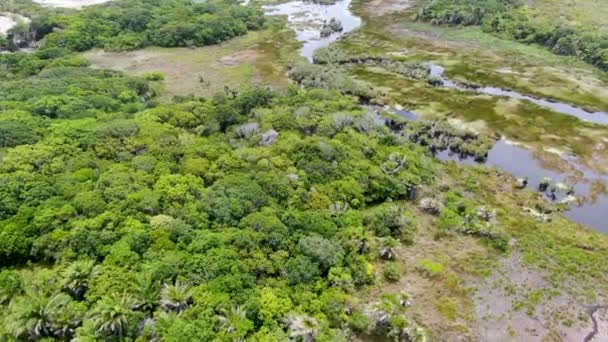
[0,22,472,336]
[0,58,465,339]
[1,0,264,51]
[416,0,608,71]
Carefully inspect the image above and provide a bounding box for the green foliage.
[37,0,264,52]
[365,204,417,243]
[435,296,457,320]
[417,0,518,26]
[418,259,444,278]
[482,8,608,71]
[382,262,402,282]
[0,24,513,337]
[288,62,379,100]
[417,0,608,71]
[0,120,40,147]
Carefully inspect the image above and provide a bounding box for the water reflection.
[263,0,361,61]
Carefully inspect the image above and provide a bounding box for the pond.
[263,0,361,61]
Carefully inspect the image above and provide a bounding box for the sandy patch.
[364,0,412,16]
[214,47,260,67]
[471,253,607,341]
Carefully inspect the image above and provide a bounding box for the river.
[263,0,608,231]
[263,0,361,61]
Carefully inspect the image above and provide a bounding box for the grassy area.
[85,17,300,100]
[354,160,608,340]
[523,0,608,31]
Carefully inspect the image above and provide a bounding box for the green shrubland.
[417,0,608,71]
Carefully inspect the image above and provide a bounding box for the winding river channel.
[263,0,608,231]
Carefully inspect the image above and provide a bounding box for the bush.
[383,262,402,282]
[418,259,444,278]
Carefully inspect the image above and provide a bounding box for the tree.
[89,295,133,339]
[5,292,74,340]
[62,259,100,301]
[160,281,193,313]
[285,256,320,285]
[0,120,40,147]
[0,270,24,304]
[297,235,344,273]
[131,272,160,315]
[285,314,320,342]
[216,305,253,339]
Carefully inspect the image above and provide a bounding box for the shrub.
[418,259,444,278]
[383,262,402,282]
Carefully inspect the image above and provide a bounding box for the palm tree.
[285,313,319,342]
[159,281,192,313]
[216,305,248,335]
[62,259,99,301]
[5,292,70,340]
[89,295,132,339]
[0,270,24,305]
[131,272,160,316]
[47,294,83,340]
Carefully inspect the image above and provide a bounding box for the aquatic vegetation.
[288,62,379,99]
[321,17,344,37]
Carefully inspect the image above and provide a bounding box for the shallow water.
[32,0,112,8]
[429,64,608,125]
[263,0,361,61]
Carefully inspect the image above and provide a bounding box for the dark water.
[263,0,362,61]
[429,64,608,125]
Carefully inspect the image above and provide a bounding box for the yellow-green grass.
[523,0,608,32]
[85,18,300,100]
